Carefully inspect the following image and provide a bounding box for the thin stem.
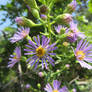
[18,63,24,92]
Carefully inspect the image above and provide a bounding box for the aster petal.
[84,57,92,63]
[47,43,56,49]
[24,49,35,52]
[44,83,53,92]
[46,57,55,66]
[46,55,55,62]
[31,58,38,66]
[78,32,86,39]
[42,59,44,69]
[43,38,50,47]
[29,40,37,48]
[53,80,61,90]
[37,35,40,46]
[25,45,34,49]
[24,52,36,55]
[80,40,87,50]
[44,59,48,69]
[59,86,68,92]
[48,47,57,51]
[48,53,56,55]
[8,60,18,68]
[42,35,48,47]
[26,55,38,62]
[78,61,92,69]
[8,59,18,64]
[76,39,83,51]
[15,47,21,58]
[84,45,92,52]
[34,36,39,46]
[34,60,39,69]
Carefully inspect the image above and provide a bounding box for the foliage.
[0,0,92,92]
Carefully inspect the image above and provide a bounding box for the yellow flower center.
[22,30,27,38]
[53,90,59,92]
[13,56,20,60]
[13,56,17,59]
[76,50,85,61]
[67,32,74,37]
[36,46,46,58]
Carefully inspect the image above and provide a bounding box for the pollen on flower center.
[36,46,46,58]
[13,56,20,60]
[22,30,27,37]
[76,50,85,60]
[67,32,74,37]
[53,90,59,92]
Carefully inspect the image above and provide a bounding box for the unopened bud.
[37,83,41,89]
[40,5,49,14]
[15,17,24,25]
[15,17,36,27]
[56,69,60,72]
[65,64,70,68]
[56,13,72,25]
[63,42,69,47]
[64,0,77,13]
[40,14,47,20]
[25,84,30,89]
[72,88,76,92]
[24,0,38,9]
[38,72,44,77]
[31,8,40,19]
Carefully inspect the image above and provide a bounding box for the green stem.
[50,20,56,25]
[26,35,32,41]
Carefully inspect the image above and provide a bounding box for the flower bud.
[40,14,47,20]
[72,88,76,92]
[15,17,36,27]
[55,13,73,25]
[24,0,38,9]
[64,0,77,13]
[63,42,69,47]
[15,17,24,25]
[38,72,44,77]
[40,5,49,14]
[65,64,70,68]
[25,84,30,89]
[37,83,41,89]
[31,8,40,19]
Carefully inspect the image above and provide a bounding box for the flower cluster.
[7,0,92,91]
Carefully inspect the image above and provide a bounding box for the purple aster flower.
[44,80,68,92]
[55,25,67,34]
[68,0,77,11]
[65,22,85,43]
[8,47,21,68]
[24,35,57,69]
[74,39,92,69]
[10,27,30,43]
